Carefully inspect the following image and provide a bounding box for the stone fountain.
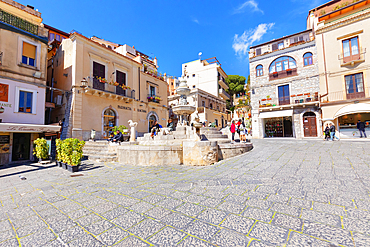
[113,77,252,166]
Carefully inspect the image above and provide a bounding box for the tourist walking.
[230,120,236,143]
[239,121,246,143]
[329,123,339,141]
[357,120,367,138]
[324,124,330,141]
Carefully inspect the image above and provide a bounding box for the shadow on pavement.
[0,162,56,178]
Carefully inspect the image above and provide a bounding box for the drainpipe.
[138,67,141,101]
[320,33,329,99]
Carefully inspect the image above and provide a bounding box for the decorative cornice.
[316,8,370,34]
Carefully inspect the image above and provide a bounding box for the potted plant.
[33,138,49,162]
[55,139,63,167]
[60,138,73,169]
[266,95,272,100]
[66,139,85,172]
[113,125,129,135]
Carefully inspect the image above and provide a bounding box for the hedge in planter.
[33,138,49,162]
[55,139,63,167]
[58,138,85,172]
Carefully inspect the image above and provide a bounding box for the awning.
[334,103,370,118]
[0,123,61,133]
[259,110,293,119]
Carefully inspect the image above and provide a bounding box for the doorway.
[148,114,157,132]
[103,108,116,138]
[12,133,31,161]
[303,112,317,137]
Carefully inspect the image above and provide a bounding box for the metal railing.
[259,93,319,108]
[339,48,366,66]
[147,94,161,103]
[321,88,369,103]
[219,87,230,98]
[0,9,38,35]
[92,78,135,99]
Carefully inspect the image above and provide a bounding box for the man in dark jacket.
[357,120,367,138]
[109,130,123,142]
[329,123,339,141]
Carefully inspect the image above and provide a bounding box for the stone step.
[83,151,117,156]
[83,146,109,152]
[200,130,222,135]
[84,141,109,146]
[204,134,228,139]
[84,155,117,162]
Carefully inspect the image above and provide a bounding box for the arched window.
[269,56,297,73]
[303,52,313,66]
[256,65,263,77]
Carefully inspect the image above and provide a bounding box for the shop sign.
[0,124,61,133]
[138,109,147,113]
[118,105,131,111]
[0,83,8,102]
[0,103,11,108]
[0,135,10,144]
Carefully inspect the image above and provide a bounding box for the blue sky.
[27,0,327,78]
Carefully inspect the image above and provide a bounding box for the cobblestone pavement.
[1,140,370,246]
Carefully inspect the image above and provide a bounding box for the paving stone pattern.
[0,139,370,246]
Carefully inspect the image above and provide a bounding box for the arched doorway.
[147,111,159,132]
[103,108,116,138]
[303,112,317,137]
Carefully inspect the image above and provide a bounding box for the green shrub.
[58,138,85,166]
[112,125,128,135]
[56,139,62,162]
[33,138,49,160]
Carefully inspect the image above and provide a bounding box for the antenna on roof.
[198,52,202,60]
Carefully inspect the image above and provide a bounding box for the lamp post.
[80,78,88,93]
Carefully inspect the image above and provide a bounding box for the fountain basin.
[172,105,196,115]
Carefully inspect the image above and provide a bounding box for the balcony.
[143,68,165,81]
[321,88,369,103]
[269,68,297,81]
[339,48,366,66]
[219,87,230,100]
[147,94,161,103]
[259,92,319,108]
[86,78,135,100]
[0,9,38,35]
[218,79,228,90]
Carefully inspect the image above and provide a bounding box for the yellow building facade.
[50,33,168,140]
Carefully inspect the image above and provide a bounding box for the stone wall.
[249,41,320,138]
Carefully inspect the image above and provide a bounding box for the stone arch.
[101,106,119,137]
[147,111,159,132]
[299,109,320,138]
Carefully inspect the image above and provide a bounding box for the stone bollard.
[128,120,138,142]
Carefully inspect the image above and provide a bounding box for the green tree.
[226,75,246,96]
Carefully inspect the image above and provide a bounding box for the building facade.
[249,30,321,139]
[50,33,168,140]
[168,88,229,128]
[0,0,60,165]
[310,0,370,138]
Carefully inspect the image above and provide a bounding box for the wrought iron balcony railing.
[92,78,134,99]
[0,9,38,35]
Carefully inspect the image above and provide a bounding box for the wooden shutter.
[93,62,105,78]
[22,42,36,59]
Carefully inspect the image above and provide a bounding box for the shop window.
[345,73,365,99]
[256,65,263,77]
[278,84,290,105]
[303,52,313,66]
[22,42,36,67]
[342,37,360,63]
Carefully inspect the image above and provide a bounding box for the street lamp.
[80,78,89,93]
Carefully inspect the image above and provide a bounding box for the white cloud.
[192,17,199,24]
[234,0,264,14]
[232,23,274,56]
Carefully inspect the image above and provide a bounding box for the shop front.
[333,103,370,138]
[260,110,294,138]
[0,123,60,165]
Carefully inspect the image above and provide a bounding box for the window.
[202,101,205,107]
[256,48,261,56]
[278,85,290,105]
[18,91,33,113]
[278,42,284,49]
[269,56,296,73]
[303,52,313,66]
[92,61,105,90]
[150,85,156,96]
[22,42,36,66]
[256,65,263,77]
[345,73,365,99]
[116,70,127,96]
[193,85,196,88]
[56,34,60,41]
[210,103,213,109]
[342,37,360,63]
[193,74,195,77]
[49,33,55,41]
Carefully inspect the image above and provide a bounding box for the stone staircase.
[83,141,118,162]
[200,127,230,143]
